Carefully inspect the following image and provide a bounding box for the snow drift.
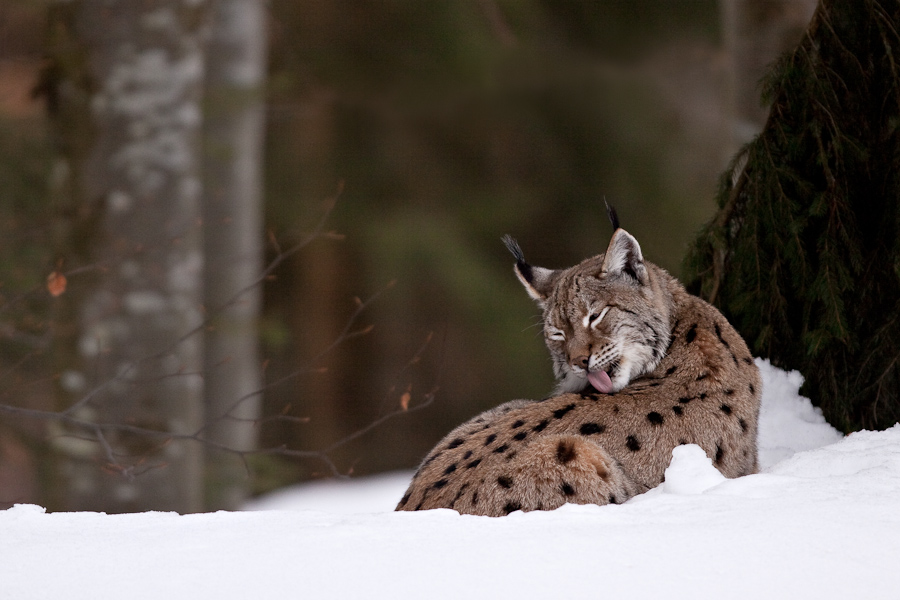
[3,359,899,600]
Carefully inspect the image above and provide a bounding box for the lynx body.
[397,224,761,516]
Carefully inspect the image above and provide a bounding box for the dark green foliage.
[684,0,900,433]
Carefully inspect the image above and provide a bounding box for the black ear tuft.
[502,235,533,283]
[502,235,525,262]
[605,200,620,231]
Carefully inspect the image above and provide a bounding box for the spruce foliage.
[684,0,900,432]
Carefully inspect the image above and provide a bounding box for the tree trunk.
[720,0,817,149]
[201,0,267,510]
[46,0,207,513]
[687,0,900,432]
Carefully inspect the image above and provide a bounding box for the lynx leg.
[452,434,640,517]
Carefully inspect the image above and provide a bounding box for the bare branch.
[0,217,436,481]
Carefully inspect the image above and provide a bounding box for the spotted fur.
[396,226,761,516]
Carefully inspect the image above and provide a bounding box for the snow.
[4,358,900,599]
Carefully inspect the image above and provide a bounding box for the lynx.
[396,215,761,516]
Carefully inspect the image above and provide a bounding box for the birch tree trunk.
[46,0,206,513]
[201,0,267,510]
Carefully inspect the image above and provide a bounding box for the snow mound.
[756,358,844,469]
[661,444,727,494]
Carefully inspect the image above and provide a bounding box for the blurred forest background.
[0,0,816,512]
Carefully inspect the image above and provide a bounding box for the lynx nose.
[572,355,590,369]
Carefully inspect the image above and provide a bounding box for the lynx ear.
[502,235,559,303]
[601,228,648,285]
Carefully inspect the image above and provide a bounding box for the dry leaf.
[47,271,67,297]
[400,383,412,411]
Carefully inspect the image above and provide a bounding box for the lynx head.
[503,224,673,395]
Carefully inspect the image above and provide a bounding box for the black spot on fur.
[532,419,549,432]
[699,393,708,400]
[715,445,724,464]
[497,475,513,489]
[444,464,457,475]
[506,451,517,461]
[503,502,522,515]
[511,419,525,429]
[398,492,410,508]
[494,444,510,454]
[626,435,641,452]
[647,412,664,425]
[731,353,739,366]
[561,482,576,496]
[613,405,620,414]
[749,383,756,395]
[466,458,481,469]
[472,491,478,506]
[672,405,684,416]
[423,452,441,466]
[557,440,577,463]
[686,324,698,343]
[513,431,528,441]
[679,439,688,445]
[720,404,732,415]
[484,433,497,446]
[433,479,449,489]
[463,450,473,459]
[608,495,618,505]
[414,501,424,510]
[715,323,730,349]
[678,396,692,404]
[579,422,605,435]
[696,372,709,381]
[665,366,678,376]
[447,438,464,449]
[739,418,749,433]
[553,403,576,419]
[725,389,735,396]
[743,357,753,365]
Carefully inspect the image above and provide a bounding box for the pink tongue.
[588,370,613,394]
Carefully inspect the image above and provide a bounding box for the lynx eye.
[546,327,566,342]
[586,306,610,329]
